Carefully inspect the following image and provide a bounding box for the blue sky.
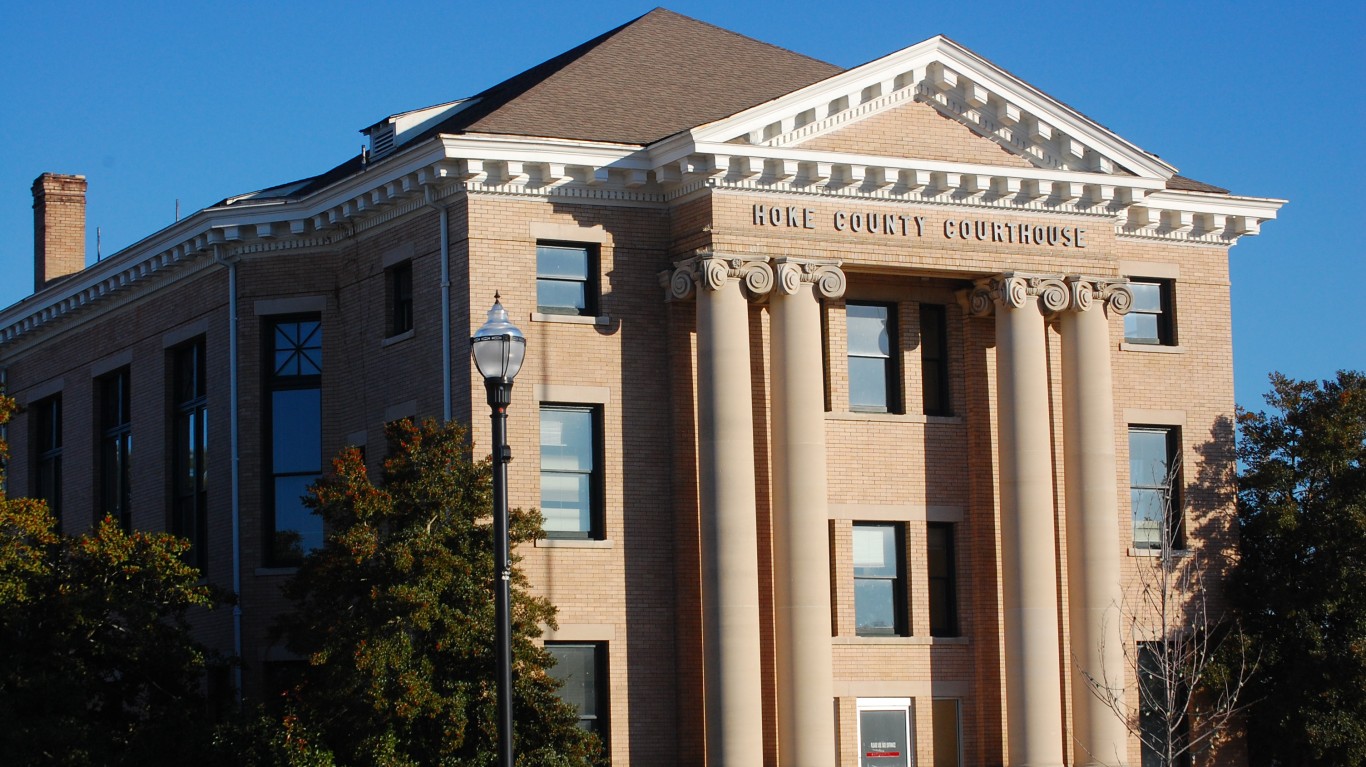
[1,1,1361,408]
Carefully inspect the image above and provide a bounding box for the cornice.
[0,125,1283,349]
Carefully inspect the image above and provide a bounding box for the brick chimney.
[32,173,87,291]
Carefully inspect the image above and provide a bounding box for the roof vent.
[362,99,479,161]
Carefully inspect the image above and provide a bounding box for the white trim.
[535,538,615,550]
[1125,408,1186,426]
[382,242,416,268]
[1119,260,1180,279]
[381,329,415,347]
[19,376,63,404]
[384,399,418,423]
[829,503,964,522]
[162,318,210,349]
[540,623,616,641]
[535,384,611,404]
[254,296,326,316]
[531,313,611,326]
[529,221,609,243]
[1120,343,1185,355]
[89,349,133,378]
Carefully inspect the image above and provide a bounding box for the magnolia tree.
[0,390,220,766]
[267,418,603,767]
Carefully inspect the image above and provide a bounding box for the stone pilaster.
[669,252,772,767]
[769,257,845,767]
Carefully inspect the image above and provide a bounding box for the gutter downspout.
[425,186,452,422]
[213,245,244,705]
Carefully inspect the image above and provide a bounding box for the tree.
[1084,448,1258,767]
[0,390,220,766]
[270,418,602,766]
[1235,371,1366,766]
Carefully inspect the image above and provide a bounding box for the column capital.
[665,251,773,302]
[1063,275,1133,316]
[969,272,1133,317]
[968,272,1068,316]
[772,257,846,299]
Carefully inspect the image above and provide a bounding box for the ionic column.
[770,258,845,767]
[970,274,1067,767]
[1060,277,1133,767]
[669,253,772,767]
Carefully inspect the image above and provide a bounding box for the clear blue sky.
[1,1,1361,408]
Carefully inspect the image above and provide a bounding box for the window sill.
[828,411,925,423]
[531,312,611,326]
[535,538,614,549]
[1120,342,1184,354]
[834,636,969,646]
[1127,547,1193,558]
[382,329,415,347]
[255,566,300,576]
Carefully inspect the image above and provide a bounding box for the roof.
[1165,175,1230,194]
[416,8,842,146]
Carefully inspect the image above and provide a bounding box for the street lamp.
[471,293,525,767]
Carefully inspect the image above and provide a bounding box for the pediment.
[687,36,1173,181]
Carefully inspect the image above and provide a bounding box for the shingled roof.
[417,8,842,146]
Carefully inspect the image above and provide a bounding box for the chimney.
[32,173,87,291]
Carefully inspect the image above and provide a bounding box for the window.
[857,698,913,767]
[387,261,413,336]
[539,405,602,539]
[1129,426,1182,550]
[172,341,208,567]
[33,395,62,525]
[931,699,962,767]
[853,523,907,636]
[266,318,323,566]
[920,304,951,416]
[536,242,596,316]
[1139,642,1191,767]
[1124,279,1175,345]
[927,523,958,637]
[546,642,608,742]
[99,369,132,530]
[847,302,898,412]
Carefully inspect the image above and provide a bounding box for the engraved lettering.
[834,211,847,231]
[993,221,1004,242]
[851,213,863,233]
[786,206,800,227]
[914,216,925,236]
[804,208,816,229]
[753,204,766,225]
[1076,228,1086,248]
[944,219,957,238]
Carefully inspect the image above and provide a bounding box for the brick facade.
[1,13,1280,767]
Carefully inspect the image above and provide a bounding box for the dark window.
[920,304,951,416]
[546,642,608,742]
[931,699,962,767]
[853,522,907,636]
[1124,279,1175,345]
[33,396,62,525]
[266,318,323,566]
[1129,426,1183,549]
[536,242,597,316]
[172,341,208,568]
[927,523,958,637]
[99,369,133,530]
[539,405,602,539]
[1139,642,1191,767]
[847,302,898,413]
[388,261,413,336]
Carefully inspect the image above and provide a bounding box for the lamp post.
[471,293,525,767]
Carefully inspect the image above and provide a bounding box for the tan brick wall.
[797,98,1035,168]
[0,171,1241,767]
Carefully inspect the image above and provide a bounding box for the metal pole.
[488,378,515,767]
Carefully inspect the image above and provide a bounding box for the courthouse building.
[0,9,1283,766]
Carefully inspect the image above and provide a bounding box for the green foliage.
[0,390,220,766]
[1236,371,1366,766]
[271,418,602,766]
